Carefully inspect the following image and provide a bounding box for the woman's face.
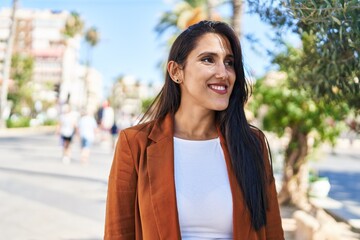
[175,33,236,112]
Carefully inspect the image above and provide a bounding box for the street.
[0,131,113,239]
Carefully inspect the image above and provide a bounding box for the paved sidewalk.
[280,205,297,239]
[0,125,56,137]
[0,129,112,239]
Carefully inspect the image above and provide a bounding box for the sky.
[0,0,291,96]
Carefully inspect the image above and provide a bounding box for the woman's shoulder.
[249,125,266,139]
[120,119,156,140]
[249,125,270,155]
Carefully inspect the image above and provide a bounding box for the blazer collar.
[148,114,174,142]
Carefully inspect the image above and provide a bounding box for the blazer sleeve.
[260,131,285,240]
[104,130,137,240]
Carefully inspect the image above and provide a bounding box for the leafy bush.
[43,119,58,126]
[6,117,30,128]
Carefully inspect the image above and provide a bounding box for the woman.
[105,20,284,239]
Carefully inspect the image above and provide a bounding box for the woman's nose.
[215,63,228,80]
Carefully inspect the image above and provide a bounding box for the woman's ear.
[167,61,183,83]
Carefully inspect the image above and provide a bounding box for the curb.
[0,166,108,184]
[0,126,56,137]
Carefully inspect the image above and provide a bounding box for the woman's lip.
[208,84,228,94]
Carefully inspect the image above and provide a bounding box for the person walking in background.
[99,100,115,143]
[110,121,119,149]
[105,21,284,239]
[77,109,98,164]
[56,104,77,164]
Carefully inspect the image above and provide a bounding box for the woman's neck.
[174,107,217,140]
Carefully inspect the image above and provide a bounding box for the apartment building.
[0,8,102,115]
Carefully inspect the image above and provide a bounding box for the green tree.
[141,97,155,113]
[84,26,100,70]
[247,0,360,111]
[8,53,35,116]
[62,11,84,38]
[155,0,221,36]
[84,26,100,107]
[109,75,126,114]
[85,27,100,48]
[249,42,350,207]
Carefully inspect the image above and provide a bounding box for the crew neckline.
[173,136,219,142]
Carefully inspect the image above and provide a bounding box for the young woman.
[105,20,284,240]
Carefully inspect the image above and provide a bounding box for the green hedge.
[6,117,31,128]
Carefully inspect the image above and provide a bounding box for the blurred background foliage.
[246,0,358,207]
[8,53,34,117]
[247,0,359,110]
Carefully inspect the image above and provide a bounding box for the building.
[64,65,103,114]
[110,75,162,128]
[0,8,102,117]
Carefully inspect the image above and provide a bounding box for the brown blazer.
[105,114,284,240]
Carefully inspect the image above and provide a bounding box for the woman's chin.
[211,102,229,111]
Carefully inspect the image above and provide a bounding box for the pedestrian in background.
[105,20,284,239]
[77,109,98,164]
[99,100,115,143]
[56,104,77,164]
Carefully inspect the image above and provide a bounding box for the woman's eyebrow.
[197,51,234,58]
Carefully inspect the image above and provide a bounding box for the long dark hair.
[141,20,269,230]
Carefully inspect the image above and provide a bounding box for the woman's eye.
[225,60,234,67]
[201,57,213,63]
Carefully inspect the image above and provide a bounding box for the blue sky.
[0,0,290,95]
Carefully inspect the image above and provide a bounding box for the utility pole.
[0,0,19,128]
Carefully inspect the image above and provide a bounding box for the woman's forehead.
[192,33,233,55]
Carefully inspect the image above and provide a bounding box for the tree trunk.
[231,0,243,37]
[205,0,218,20]
[0,0,18,128]
[278,127,311,210]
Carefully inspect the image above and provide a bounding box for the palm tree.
[85,27,100,66]
[156,0,246,36]
[62,11,84,38]
[83,27,100,108]
[156,0,222,36]
[0,0,19,128]
[231,0,243,37]
[60,11,84,105]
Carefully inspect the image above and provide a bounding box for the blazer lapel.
[147,114,181,239]
[218,129,250,239]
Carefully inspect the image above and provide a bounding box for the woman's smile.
[208,84,228,94]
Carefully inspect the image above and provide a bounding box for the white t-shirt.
[78,115,97,141]
[59,111,77,137]
[174,137,233,239]
[101,106,114,129]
